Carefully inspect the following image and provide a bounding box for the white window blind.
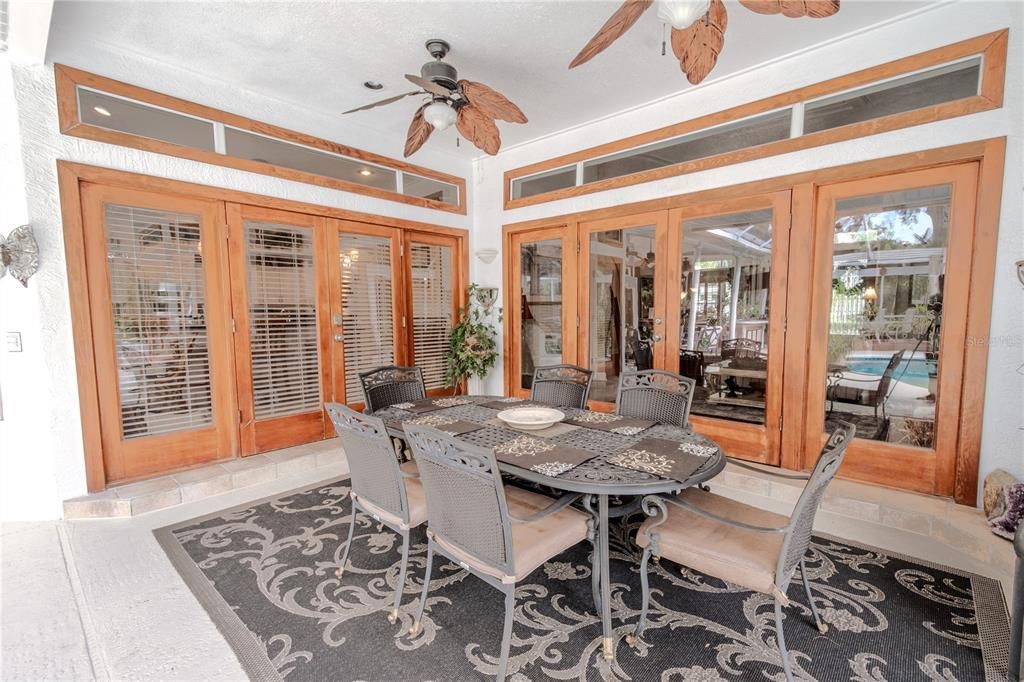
[105,204,214,439]
[340,234,396,401]
[410,243,454,390]
[246,222,321,419]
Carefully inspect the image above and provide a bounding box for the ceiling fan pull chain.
[661,23,667,56]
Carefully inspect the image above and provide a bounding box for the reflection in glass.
[824,185,950,448]
[678,210,773,425]
[588,226,656,403]
[519,239,562,390]
[106,204,214,439]
[340,234,395,401]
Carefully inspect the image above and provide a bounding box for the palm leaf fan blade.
[456,104,501,155]
[404,105,433,157]
[670,0,727,85]
[738,0,839,16]
[569,0,655,68]
[458,81,527,124]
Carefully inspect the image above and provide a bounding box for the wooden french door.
[227,204,332,454]
[404,232,462,395]
[578,211,671,406]
[506,225,578,397]
[327,221,405,410]
[804,164,979,495]
[665,191,792,464]
[81,184,237,482]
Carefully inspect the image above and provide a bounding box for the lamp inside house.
[423,100,457,131]
[863,285,878,302]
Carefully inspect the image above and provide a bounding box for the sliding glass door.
[81,184,236,482]
[666,192,791,464]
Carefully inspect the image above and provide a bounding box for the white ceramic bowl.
[496,407,565,431]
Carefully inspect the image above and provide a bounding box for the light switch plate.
[6,332,23,352]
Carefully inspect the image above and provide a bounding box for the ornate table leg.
[598,493,614,662]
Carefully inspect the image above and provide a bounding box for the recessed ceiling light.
[93,106,112,117]
[363,81,384,90]
[358,169,374,177]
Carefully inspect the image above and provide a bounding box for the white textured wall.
[0,50,471,521]
[470,0,1024,498]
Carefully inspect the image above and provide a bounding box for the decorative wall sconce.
[0,225,39,287]
[475,248,498,264]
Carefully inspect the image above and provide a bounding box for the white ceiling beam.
[6,0,55,65]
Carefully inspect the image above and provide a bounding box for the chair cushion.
[434,485,589,584]
[354,460,427,531]
[636,488,788,595]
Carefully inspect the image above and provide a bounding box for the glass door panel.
[580,212,669,406]
[406,233,460,394]
[81,184,236,482]
[329,222,404,407]
[227,204,329,454]
[806,164,978,495]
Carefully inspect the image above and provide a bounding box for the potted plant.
[444,284,502,394]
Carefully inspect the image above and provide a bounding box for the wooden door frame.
[58,161,469,491]
[577,210,671,408]
[665,190,792,465]
[77,183,238,484]
[503,223,579,398]
[226,203,331,455]
[499,138,1005,504]
[804,163,980,497]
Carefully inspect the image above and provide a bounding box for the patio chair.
[629,421,856,682]
[325,403,427,627]
[404,425,590,682]
[720,337,762,360]
[530,364,593,409]
[679,349,706,387]
[359,365,426,413]
[828,350,906,420]
[615,369,696,428]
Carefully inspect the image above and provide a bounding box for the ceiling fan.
[570,0,840,85]
[343,39,527,157]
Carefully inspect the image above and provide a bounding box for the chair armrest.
[508,492,582,524]
[649,494,788,534]
[726,457,810,480]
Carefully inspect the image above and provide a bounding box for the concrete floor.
[0,440,1015,681]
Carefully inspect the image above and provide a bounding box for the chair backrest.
[404,424,516,577]
[325,403,409,524]
[899,308,917,333]
[872,350,906,408]
[776,421,856,585]
[359,365,426,413]
[616,370,696,428]
[530,364,593,409]
[679,350,705,385]
[721,337,762,360]
[696,325,722,353]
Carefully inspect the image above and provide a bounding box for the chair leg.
[774,598,795,682]
[388,529,410,625]
[336,502,358,579]
[496,586,516,682]
[409,539,434,635]
[626,545,654,647]
[590,538,602,615]
[800,558,827,634]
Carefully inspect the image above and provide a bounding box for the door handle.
[334,334,344,342]
[653,334,663,342]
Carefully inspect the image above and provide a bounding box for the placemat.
[478,398,553,410]
[391,397,473,414]
[485,419,579,439]
[565,410,656,435]
[399,414,485,436]
[606,437,718,483]
[492,435,598,477]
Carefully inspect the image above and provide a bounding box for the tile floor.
[1,439,1017,681]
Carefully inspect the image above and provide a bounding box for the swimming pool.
[845,351,933,389]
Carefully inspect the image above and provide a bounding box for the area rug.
[155,478,1011,681]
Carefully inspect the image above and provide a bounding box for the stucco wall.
[469,0,1024,498]
[0,53,471,521]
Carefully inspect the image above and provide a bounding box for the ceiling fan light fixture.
[423,100,457,131]
[656,0,711,29]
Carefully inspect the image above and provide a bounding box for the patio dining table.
[371,394,726,662]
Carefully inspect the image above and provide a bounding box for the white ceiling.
[46,0,930,161]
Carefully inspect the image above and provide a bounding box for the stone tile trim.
[63,443,346,520]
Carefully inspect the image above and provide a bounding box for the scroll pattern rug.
[156,479,1010,681]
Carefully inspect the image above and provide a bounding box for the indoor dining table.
[371,394,727,662]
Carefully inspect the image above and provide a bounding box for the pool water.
[846,357,933,389]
